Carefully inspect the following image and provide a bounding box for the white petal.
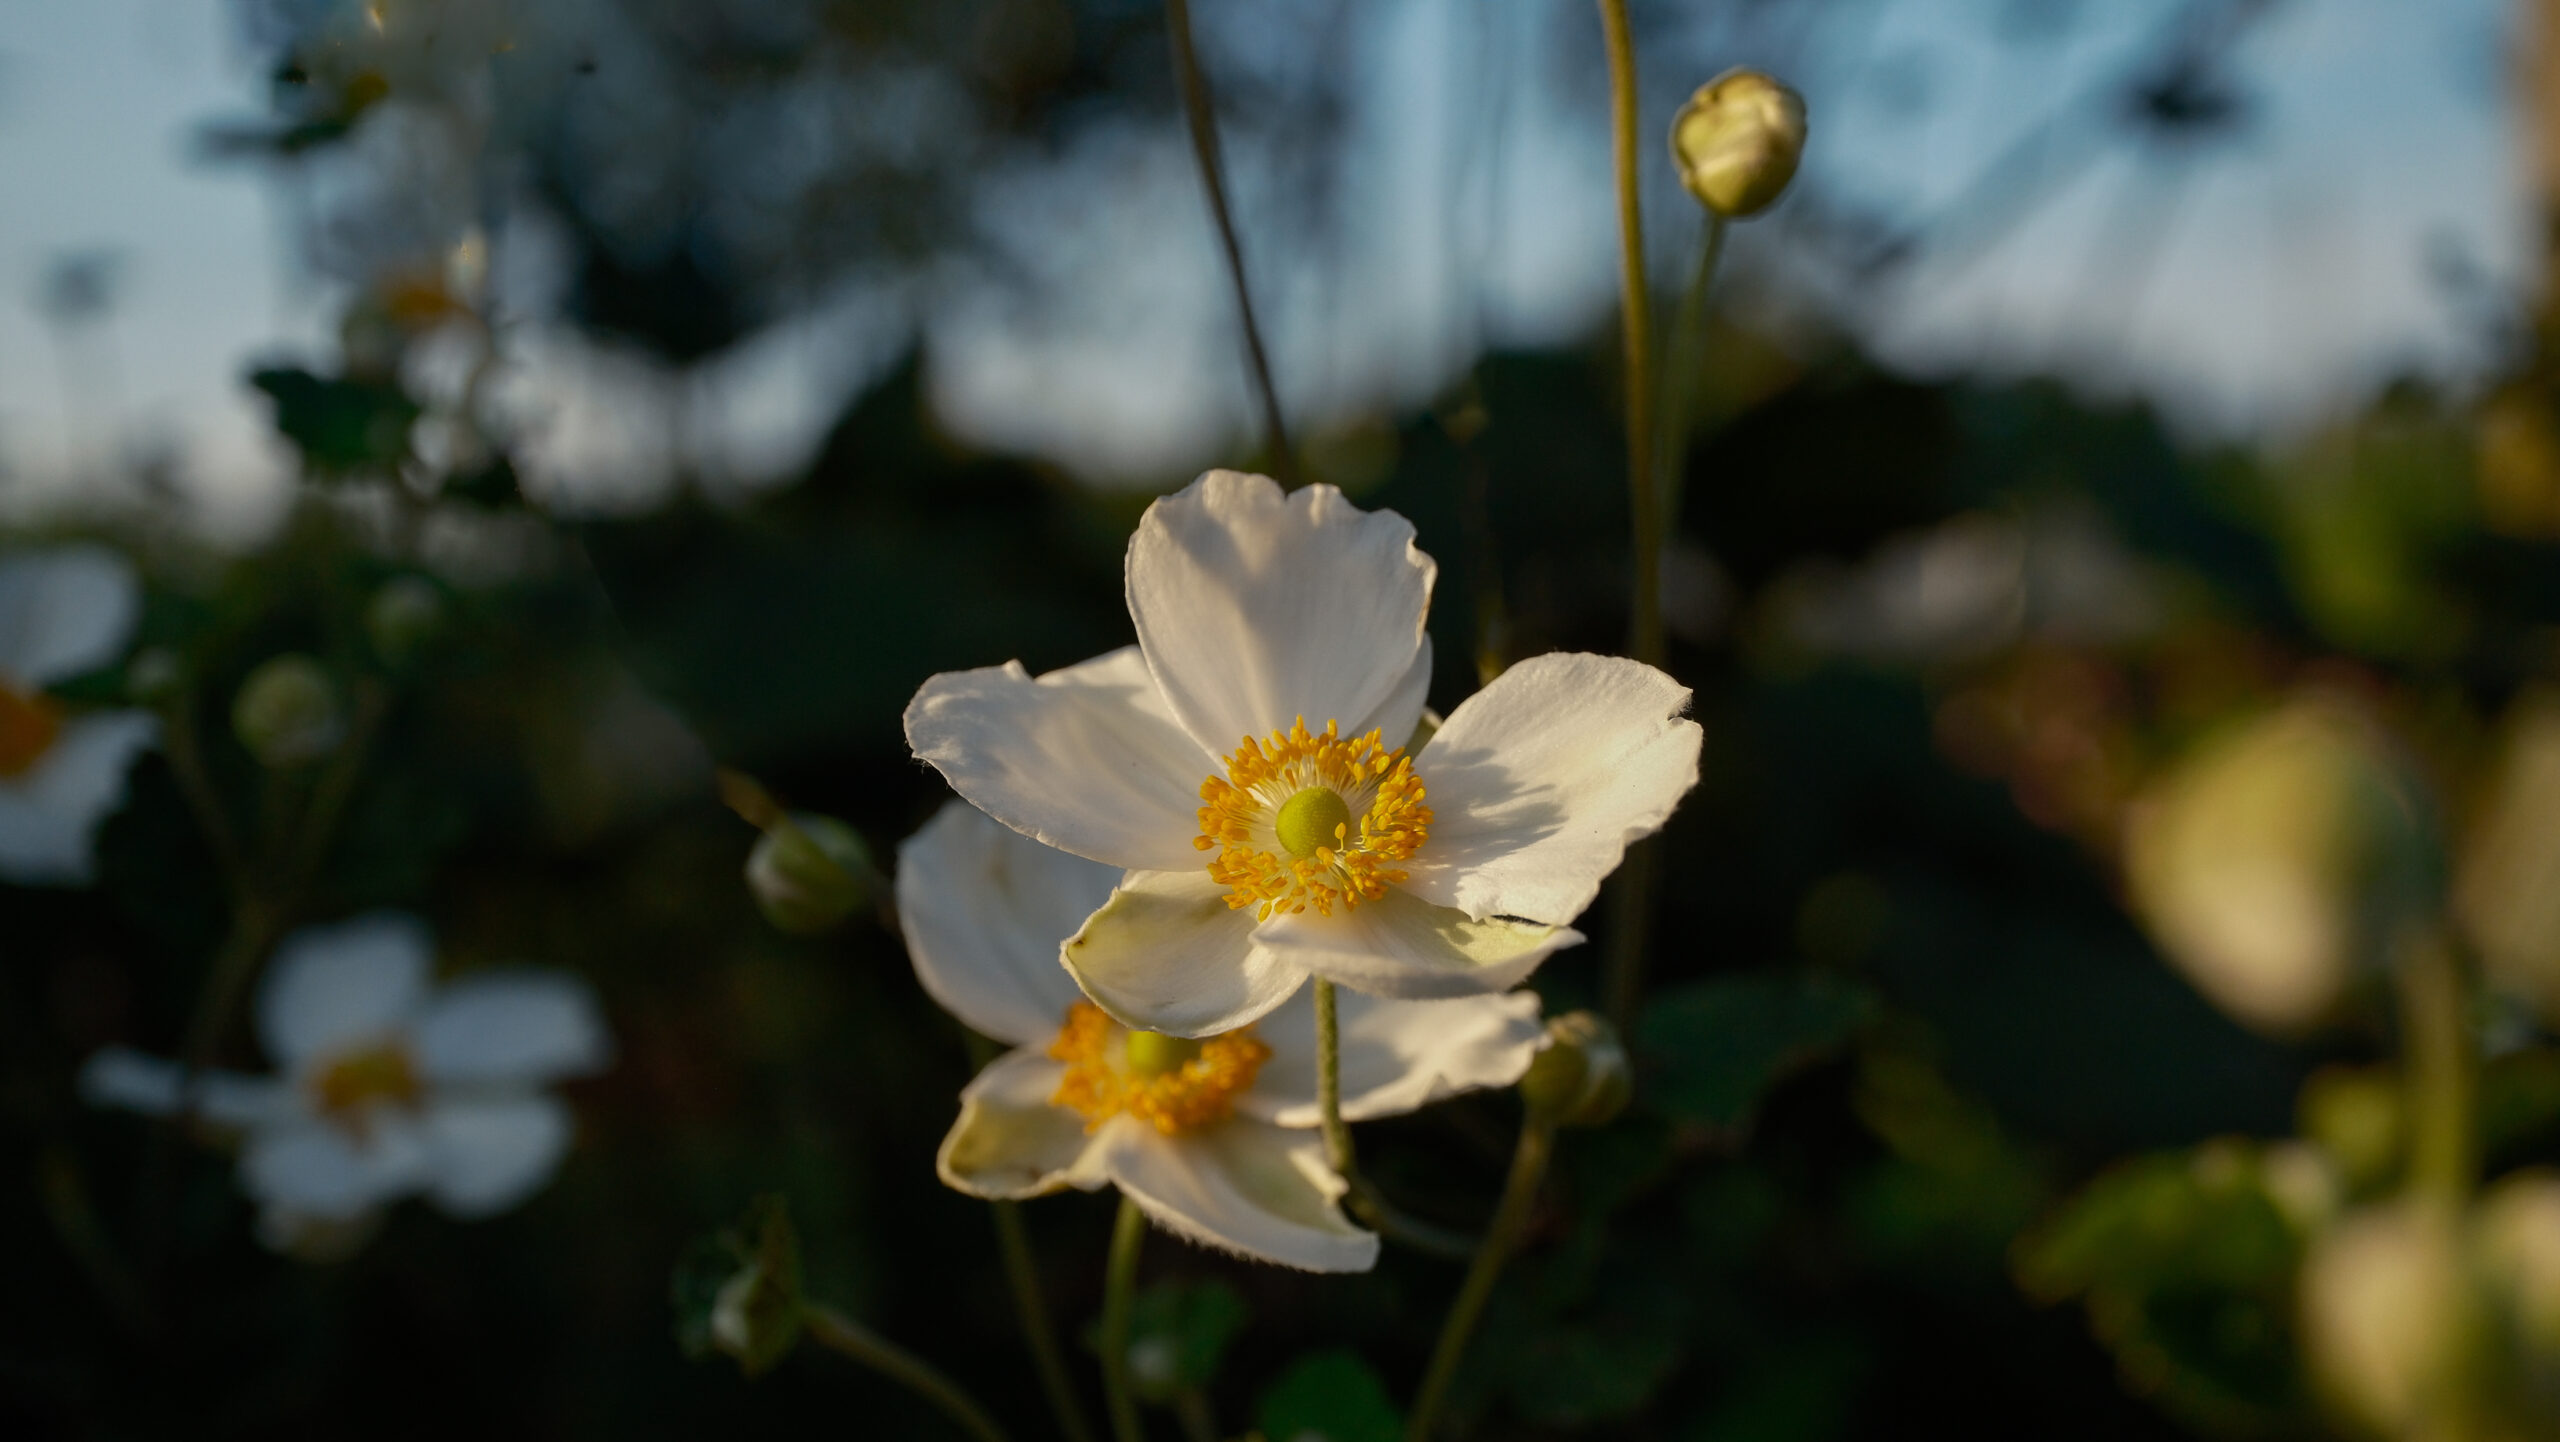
[256,913,434,1071]
[413,971,612,1087]
[898,800,1114,1046]
[1243,988,1546,1127]
[1402,652,1702,923]
[0,711,157,885]
[937,1047,1110,1200]
[419,1094,574,1218]
[1351,635,1435,752]
[1128,471,1434,757]
[240,1114,432,1219]
[1100,1116,1378,1273]
[0,546,140,686]
[1063,868,1305,1038]
[77,1046,292,1126]
[1255,887,1581,1000]
[905,647,1212,872]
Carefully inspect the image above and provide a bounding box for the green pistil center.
[1274,786,1353,860]
[1125,1030,1204,1078]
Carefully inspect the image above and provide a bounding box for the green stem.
[1164,0,1297,488]
[2396,929,2475,1206]
[1656,213,1730,531]
[803,1303,1015,1442]
[1596,0,1657,665]
[1405,1120,1556,1442]
[992,1198,1098,1442]
[1314,977,1355,1176]
[1101,1196,1150,1442]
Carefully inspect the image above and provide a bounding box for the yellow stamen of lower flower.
[308,1041,422,1133]
[0,683,63,779]
[1047,1001,1268,1135]
[1194,717,1432,920]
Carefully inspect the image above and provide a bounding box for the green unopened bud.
[2299,1065,2404,1195]
[231,654,346,767]
[1519,1010,1631,1128]
[125,647,183,706]
[676,1195,805,1378]
[1669,69,1807,218]
[747,815,872,935]
[365,575,445,666]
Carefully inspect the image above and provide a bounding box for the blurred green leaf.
[1257,1350,1401,1442]
[1639,972,1878,1129]
[249,365,420,476]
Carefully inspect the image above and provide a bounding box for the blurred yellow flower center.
[308,1041,422,1129]
[0,683,63,778]
[1048,1001,1269,1135]
[1195,717,1431,920]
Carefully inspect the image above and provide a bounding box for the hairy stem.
[993,1195,1096,1442]
[1597,0,1656,663]
[1102,1196,1150,1442]
[1315,977,1355,1175]
[1164,0,1297,487]
[803,1303,1015,1442]
[1405,1120,1556,1442]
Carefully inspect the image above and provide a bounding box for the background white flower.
[0,546,156,885]
[899,799,1545,1273]
[905,469,1702,1036]
[80,912,611,1248]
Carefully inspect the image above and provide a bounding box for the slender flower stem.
[1314,977,1355,1175]
[1405,1119,1557,1442]
[1163,0,1298,488]
[1656,214,1730,530]
[1101,1196,1150,1442]
[993,1189,1099,1442]
[2396,929,2475,1207]
[803,1303,1016,1442]
[1595,0,1660,1034]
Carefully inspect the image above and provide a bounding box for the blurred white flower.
[80,913,610,1250]
[0,546,156,884]
[899,801,1544,1272]
[905,470,1700,1037]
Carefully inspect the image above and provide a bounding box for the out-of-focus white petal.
[1099,1116,1377,1273]
[1062,868,1303,1038]
[0,546,140,686]
[419,1094,574,1218]
[1402,652,1701,924]
[1255,888,1580,999]
[905,647,1212,872]
[256,913,435,1071]
[1244,988,1545,1126]
[413,971,611,1087]
[937,1047,1109,1200]
[1127,471,1434,757]
[77,1046,293,1126]
[240,1114,432,1220]
[0,711,157,885]
[899,801,1112,1045]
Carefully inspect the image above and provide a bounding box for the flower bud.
[1519,1010,1631,1128]
[2298,1065,2404,1195]
[2478,1170,2560,1362]
[2123,693,2439,1035]
[2299,1202,2482,1436]
[1669,69,1807,218]
[124,647,183,707]
[365,575,445,667]
[747,815,873,935]
[676,1196,805,1377]
[231,654,346,768]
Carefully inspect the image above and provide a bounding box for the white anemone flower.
[903,801,1545,1273]
[80,912,611,1248]
[0,546,157,884]
[905,469,1702,1037]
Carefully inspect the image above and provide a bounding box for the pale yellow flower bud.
[747,814,873,936]
[232,654,346,768]
[1669,69,1807,219]
[1519,1010,1631,1129]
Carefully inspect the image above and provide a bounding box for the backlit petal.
[1099,1116,1377,1273]
[1402,652,1701,923]
[1254,887,1580,999]
[0,710,156,885]
[1243,988,1545,1126]
[419,1094,574,1218]
[414,972,612,1086]
[0,546,140,686]
[1128,471,1433,756]
[1062,868,1303,1038]
[905,646,1210,872]
[256,913,434,1072]
[898,800,1112,1046]
[937,1047,1110,1200]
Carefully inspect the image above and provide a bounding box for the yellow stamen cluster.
[308,1041,422,1133]
[1047,1001,1269,1135]
[0,684,63,779]
[1195,717,1431,920]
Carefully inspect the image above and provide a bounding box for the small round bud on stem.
[365,575,445,666]
[232,654,347,768]
[1669,69,1807,219]
[697,1197,806,1378]
[1519,1010,1632,1129]
[747,814,873,935]
[125,647,183,707]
